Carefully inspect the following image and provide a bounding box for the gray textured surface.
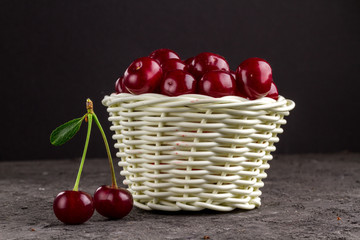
[0,153,359,240]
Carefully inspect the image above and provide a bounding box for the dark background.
[1,0,359,161]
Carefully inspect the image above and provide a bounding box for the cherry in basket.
[235,57,273,100]
[161,59,186,73]
[115,76,129,94]
[187,52,230,80]
[198,70,237,98]
[266,81,279,100]
[160,69,197,96]
[149,48,180,65]
[123,57,163,94]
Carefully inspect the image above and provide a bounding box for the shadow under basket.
[102,93,295,211]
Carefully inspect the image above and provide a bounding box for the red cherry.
[236,86,249,99]
[229,70,247,98]
[123,57,163,94]
[230,70,236,80]
[183,57,195,73]
[115,77,129,94]
[235,57,273,100]
[160,70,197,96]
[184,56,195,66]
[161,59,186,73]
[94,185,133,219]
[266,81,279,100]
[53,191,94,225]
[188,52,230,80]
[149,48,180,64]
[198,70,236,98]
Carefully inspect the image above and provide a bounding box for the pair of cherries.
[53,186,133,225]
[115,49,279,100]
[51,100,133,225]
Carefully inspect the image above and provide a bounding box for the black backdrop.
[1,0,360,161]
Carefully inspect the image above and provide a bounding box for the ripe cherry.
[94,185,133,219]
[161,59,186,73]
[123,57,163,94]
[149,48,180,64]
[53,190,94,225]
[160,69,197,96]
[229,70,248,98]
[236,86,249,99]
[230,70,236,80]
[235,57,273,100]
[184,56,194,65]
[198,70,236,98]
[266,81,279,100]
[188,52,230,80]
[115,77,129,94]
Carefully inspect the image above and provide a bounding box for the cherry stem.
[86,98,94,114]
[93,113,118,188]
[73,113,92,191]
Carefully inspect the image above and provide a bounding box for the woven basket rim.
[102,93,295,112]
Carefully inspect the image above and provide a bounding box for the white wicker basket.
[102,93,295,211]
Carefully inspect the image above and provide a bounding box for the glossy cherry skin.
[184,57,195,73]
[198,70,236,98]
[94,185,133,219]
[160,70,197,96]
[236,87,249,99]
[266,81,279,100]
[184,56,194,66]
[53,191,94,225]
[123,57,163,94]
[149,48,180,65]
[230,70,236,80]
[188,52,230,80]
[115,76,129,94]
[235,57,273,100]
[161,59,186,73]
[229,70,248,98]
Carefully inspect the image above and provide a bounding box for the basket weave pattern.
[102,93,295,211]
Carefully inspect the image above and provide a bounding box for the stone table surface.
[0,153,359,240]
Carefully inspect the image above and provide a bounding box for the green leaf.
[50,116,85,146]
